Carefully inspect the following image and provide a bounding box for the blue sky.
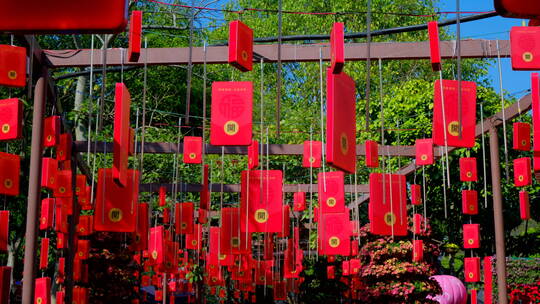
[437,0,530,98]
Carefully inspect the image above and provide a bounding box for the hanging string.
[496,40,510,180]
[172,117,182,203]
[441,153,448,218]
[184,0,194,125]
[438,70,451,186]
[140,38,149,177]
[318,48,327,192]
[365,0,373,131]
[456,0,463,140]
[308,126,314,260]
[480,103,488,208]
[86,34,95,164]
[97,35,108,132]
[379,59,386,209]
[201,41,207,183]
[120,48,124,83]
[276,0,283,137]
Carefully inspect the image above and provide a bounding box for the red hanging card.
[128,11,142,62]
[186,224,202,250]
[40,198,54,230]
[75,174,86,197]
[0,152,20,196]
[302,140,322,168]
[94,168,139,233]
[56,133,72,161]
[513,122,531,151]
[413,214,423,235]
[341,260,350,276]
[149,226,164,265]
[510,27,540,70]
[484,256,493,304]
[415,138,434,165]
[77,239,90,260]
[519,190,531,220]
[368,173,408,236]
[428,21,441,71]
[200,164,210,210]
[351,239,359,256]
[0,98,23,140]
[56,291,64,304]
[327,265,335,279]
[365,140,379,168]
[495,0,540,19]
[350,258,360,274]
[183,136,202,164]
[318,212,351,256]
[220,207,251,255]
[248,140,259,169]
[43,116,60,147]
[318,171,345,214]
[533,74,540,154]
[57,233,65,249]
[73,287,89,304]
[273,281,287,301]
[131,203,148,251]
[293,192,306,212]
[464,257,480,282]
[433,80,477,148]
[514,157,532,187]
[210,81,253,146]
[330,22,344,74]
[113,83,131,187]
[228,20,253,72]
[159,186,166,207]
[39,237,49,270]
[55,198,69,233]
[0,45,26,87]
[470,289,478,304]
[264,233,274,260]
[255,260,273,285]
[463,224,480,249]
[53,170,72,198]
[240,170,283,233]
[35,277,51,304]
[462,190,478,215]
[276,205,290,238]
[77,215,93,236]
[410,184,422,206]
[175,202,194,235]
[459,157,478,182]
[326,69,356,173]
[0,266,10,304]
[41,157,58,190]
[413,239,423,262]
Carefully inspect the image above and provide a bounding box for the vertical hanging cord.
[496,40,510,180]
[308,126,313,260]
[365,0,373,131]
[439,71,451,186]
[140,38,148,177]
[185,0,194,125]
[173,118,182,203]
[98,34,108,132]
[276,0,283,137]
[87,35,95,164]
[480,103,488,208]
[201,42,207,181]
[456,0,463,140]
[422,165,427,229]
[319,49,327,191]
[379,59,386,207]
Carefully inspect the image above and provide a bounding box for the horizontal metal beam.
[74,141,436,157]
[140,183,369,193]
[45,39,509,68]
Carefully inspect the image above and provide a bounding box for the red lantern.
[34,277,51,304]
[365,140,379,168]
[248,140,259,169]
[510,26,540,70]
[302,140,322,168]
[463,224,480,249]
[513,157,532,187]
[428,21,441,71]
[519,190,531,220]
[513,122,531,151]
[495,0,540,19]
[210,82,253,146]
[175,202,194,235]
[415,138,434,165]
[330,22,344,74]
[240,170,283,233]
[43,116,60,147]
[369,173,408,236]
[228,20,253,72]
[40,198,55,230]
[56,133,72,161]
[459,157,478,182]
[41,157,58,190]
[128,11,142,62]
[113,83,131,187]
[413,239,423,262]
[0,152,20,196]
[0,267,10,303]
[0,211,8,251]
[462,190,478,215]
[464,257,480,282]
[293,192,306,212]
[183,136,202,164]
[0,45,26,87]
[94,168,139,233]
[0,98,23,140]
[433,80,477,148]
[410,184,422,206]
[326,69,356,173]
[318,171,345,214]
[318,212,351,256]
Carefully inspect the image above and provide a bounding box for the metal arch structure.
[16,37,523,304]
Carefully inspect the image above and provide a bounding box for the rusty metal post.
[21,76,46,304]
[488,126,508,304]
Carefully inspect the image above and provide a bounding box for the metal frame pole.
[488,125,508,304]
[21,76,46,304]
